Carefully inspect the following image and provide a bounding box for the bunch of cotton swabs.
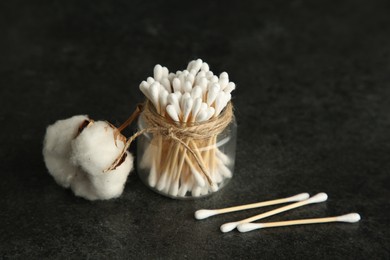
[138,59,235,197]
[194,193,361,233]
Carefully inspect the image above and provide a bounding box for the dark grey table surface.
[1,0,389,259]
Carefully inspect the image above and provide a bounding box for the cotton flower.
[43,116,133,200]
[70,121,133,200]
[43,115,90,188]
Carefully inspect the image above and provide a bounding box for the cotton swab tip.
[288,193,310,202]
[306,192,328,203]
[220,222,238,233]
[211,182,219,192]
[237,223,262,233]
[336,213,361,223]
[194,209,216,220]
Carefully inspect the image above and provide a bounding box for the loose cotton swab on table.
[237,213,361,232]
[194,193,310,220]
[220,192,328,233]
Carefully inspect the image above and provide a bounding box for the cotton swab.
[194,193,310,220]
[147,77,155,85]
[149,82,161,113]
[201,62,209,72]
[172,78,181,92]
[159,90,169,116]
[139,59,237,198]
[237,213,361,233]
[166,105,180,122]
[167,93,181,117]
[182,97,193,123]
[154,64,163,81]
[191,98,202,122]
[207,84,220,106]
[161,78,171,93]
[223,82,236,93]
[220,192,328,233]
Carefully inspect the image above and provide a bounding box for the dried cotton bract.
[43,116,133,200]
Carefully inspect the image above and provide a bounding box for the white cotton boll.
[71,121,126,175]
[69,169,98,200]
[89,151,133,199]
[43,115,90,188]
[70,151,133,200]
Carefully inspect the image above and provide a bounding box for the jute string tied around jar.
[105,100,234,187]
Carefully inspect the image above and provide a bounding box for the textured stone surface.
[1,0,389,259]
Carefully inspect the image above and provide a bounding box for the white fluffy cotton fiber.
[43,115,89,188]
[70,121,133,200]
[70,151,133,200]
[43,117,133,200]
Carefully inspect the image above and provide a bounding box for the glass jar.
[137,114,237,199]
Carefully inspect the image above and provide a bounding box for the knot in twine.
[106,101,234,187]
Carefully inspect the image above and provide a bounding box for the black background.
[1,0,390,259]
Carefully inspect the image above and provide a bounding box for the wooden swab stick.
[194,193,310,220]
[237,213,361,233]
[220,193,328,233]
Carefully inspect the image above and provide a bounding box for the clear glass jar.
[137,114,237,199]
